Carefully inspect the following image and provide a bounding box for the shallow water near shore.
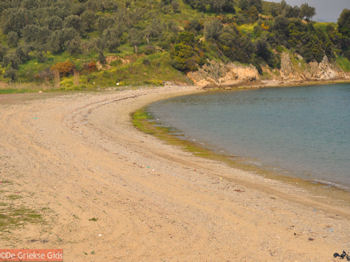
[148,84,350,190]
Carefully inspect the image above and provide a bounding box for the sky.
[268,0,349,22]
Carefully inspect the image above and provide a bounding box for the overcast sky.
[268,0,349,22]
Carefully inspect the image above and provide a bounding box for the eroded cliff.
[188,52,350,88]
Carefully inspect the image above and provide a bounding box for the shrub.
[50,60,75,76]
[144,45,156,55]
[86,61,97,72]
[171,43,202,71]
[170,32,206,72]
[34,69,53,82]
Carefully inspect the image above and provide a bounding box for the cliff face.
[279,52,349,81]
[187,61,260,87]
[188,52,350,87]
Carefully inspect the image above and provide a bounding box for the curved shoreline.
[1,85,350,260]
[126,86,350,216]
[133,85,350,198]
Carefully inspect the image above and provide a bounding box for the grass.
[0,205,43,231]
[0,179,45,232]
[2,50,191,92]
[314,22,336,32]
[7,194,22,200]
[238,23,257,35]
[17,51,99,83]
[336,56,350,72]
[63,51,191,89]
[0,88,39,94]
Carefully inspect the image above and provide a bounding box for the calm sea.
[148,84,350,189]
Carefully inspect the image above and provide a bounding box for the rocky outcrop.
[279,52,349,81]
[280,52,300,80]
[189,53,350,88]
[187,61,260,87]
[309,56,340,80]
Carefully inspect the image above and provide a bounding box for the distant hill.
[0,0,349,89]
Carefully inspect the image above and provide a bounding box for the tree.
[66,36,82,55]
[300,34,324,62]
[129,29,144,54]
[103,27,123,52]
[102,0,119,12]
[170,32,205,71]
[284,5,300,18]
[0,45,7,62]
[3,52,21,69]
[48,31,63,54]
[21,0,38,9]
[63,15,82,33]
[72,2,86,16]
[338,9,350,38]
[249,0,262,13]
[2,8,31,35]
[204,19,223,40]
[239,0,249,10]
[48,28,77,54]
[98,50,106,65]
[338,9,350,59]
[172,0,180,13]
[81,10,96,32]
[46,16,63,31]
[4,67,17,81]
[239,0,261,12]
[185,19,203,33]
[255,39,279,68]
[16,45,31,63]
[86,0,102,11]
[171,43,200,71]
[22,25,50,46]
[210,0,235,13]
[247,5,259,22]
[183,0,207,12]
[145,19,164,43]
[300,3,315,20]
[7,31,19,47]
[280,0,287,10]
[96,16,115,32]
[217,25,254,63]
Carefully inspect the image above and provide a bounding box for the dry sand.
[0,85,350,261]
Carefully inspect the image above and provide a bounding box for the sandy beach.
[1,85,350,261]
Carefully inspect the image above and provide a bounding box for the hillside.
[0,0,349,90]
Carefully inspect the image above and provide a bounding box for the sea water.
[148,84,350,189]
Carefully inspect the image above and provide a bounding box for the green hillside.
[0,0,349,90]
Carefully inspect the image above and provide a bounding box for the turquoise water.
[148,84,350,189]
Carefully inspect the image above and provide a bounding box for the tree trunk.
[54,70,60,89]
[73,69,80,86]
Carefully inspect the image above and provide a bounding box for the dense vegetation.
[0,0,349,88]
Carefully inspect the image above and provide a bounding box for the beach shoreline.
[0,85,350,261]
[137,82,350,196]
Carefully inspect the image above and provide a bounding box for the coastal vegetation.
[0,0,349,89]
